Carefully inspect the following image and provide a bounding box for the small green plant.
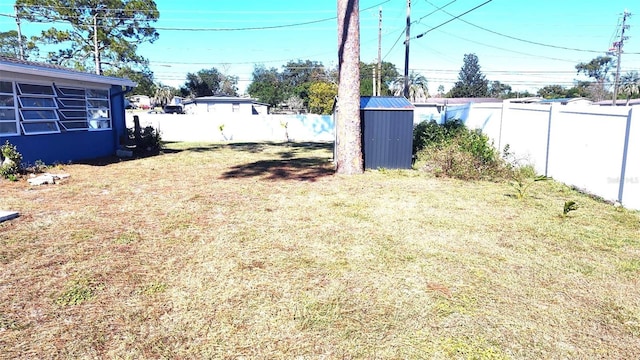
[510,168,549,199]
[563,201,579,217]
[280,120,290,142]
[141,281,167,295]
[24,160,47,174]
[0,140,22,179]
[55,278,98,306]
[219,124,229,140]
[503,145,549,199]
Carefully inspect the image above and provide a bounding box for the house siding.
[1,130,117,164]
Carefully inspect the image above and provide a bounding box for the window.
[232,102,240,113]
[3,81,112,135]
[0,81,18,135]
[16,83,60,135]
[56,85,89,131]
[87,89,111,129]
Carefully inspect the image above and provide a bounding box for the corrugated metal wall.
[361,109,413,169]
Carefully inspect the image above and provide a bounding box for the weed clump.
[413,120,506,180]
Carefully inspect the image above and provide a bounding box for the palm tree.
[153,86,174,108]
[393,71,429,102]
[619,71,640,105]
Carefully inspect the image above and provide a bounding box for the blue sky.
[1,0,638,95]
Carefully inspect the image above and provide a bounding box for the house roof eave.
[0,59,137,87]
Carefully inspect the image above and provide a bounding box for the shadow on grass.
[75,142,335,170]
[163,141,333,155]
[221,157,335,181]
[74,149,163,166]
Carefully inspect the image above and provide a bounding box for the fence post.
[497,100,506,151]
[618,107,633,203]
[544,104,556,177]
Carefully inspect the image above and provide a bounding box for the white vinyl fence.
[126,112,334,143]
[445,102,640,210]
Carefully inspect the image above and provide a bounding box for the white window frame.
[55,85,89,131]
[16,82,60,135]
[86,88,111,130]
[0,81,19,136]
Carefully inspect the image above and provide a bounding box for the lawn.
[1,141,639,359]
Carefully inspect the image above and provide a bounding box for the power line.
[417,27,581,64]
[414,0,457,24]
[8,1,392,32]
[413,0,493,40]
[423,0,606,54]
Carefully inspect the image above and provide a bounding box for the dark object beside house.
[360,96,414,169]
[163,105,184,114]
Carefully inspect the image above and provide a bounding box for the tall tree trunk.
[336,0,363,174]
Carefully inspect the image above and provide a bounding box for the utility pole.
[612,10,631,105]
[377,6,382,96]
[403,0,411,99]
[93,13,101,75]
[372,66,377,96]
[14,5,24,60]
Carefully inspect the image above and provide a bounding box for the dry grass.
[1,141,639,359]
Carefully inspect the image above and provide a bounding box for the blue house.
[0,56,136,164]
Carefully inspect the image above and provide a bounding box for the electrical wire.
[414,0,457,25]
[8,0,392,32]
[422,0,607,54]
[412,0,493,40]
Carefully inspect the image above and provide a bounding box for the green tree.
[488,81,512,98]
[575,56,614,101]
[619,71,640,105]
[281,59,327,108]
[0,30,38,59]
[104,66,155,96]
[566,81,591,98]
[308,81,337,115]
[392,71,429,102]
[247,65,286,107]
[448,53,489,98]
[181,67,236,98]
[537,85,568,99]
[220,74,239,96]
[16,0,159,74]
[359,61,399,96]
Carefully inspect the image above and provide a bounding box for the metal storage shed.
[360,96,414,169]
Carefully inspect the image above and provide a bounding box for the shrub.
[126,124,162,153]
[140,125,162,152]
[0,140,22,179]
[413,120,506,180]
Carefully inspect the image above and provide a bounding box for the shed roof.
[360,96,414,110]
[0,56,137,87]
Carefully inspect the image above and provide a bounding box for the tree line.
[2,1,639,114]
